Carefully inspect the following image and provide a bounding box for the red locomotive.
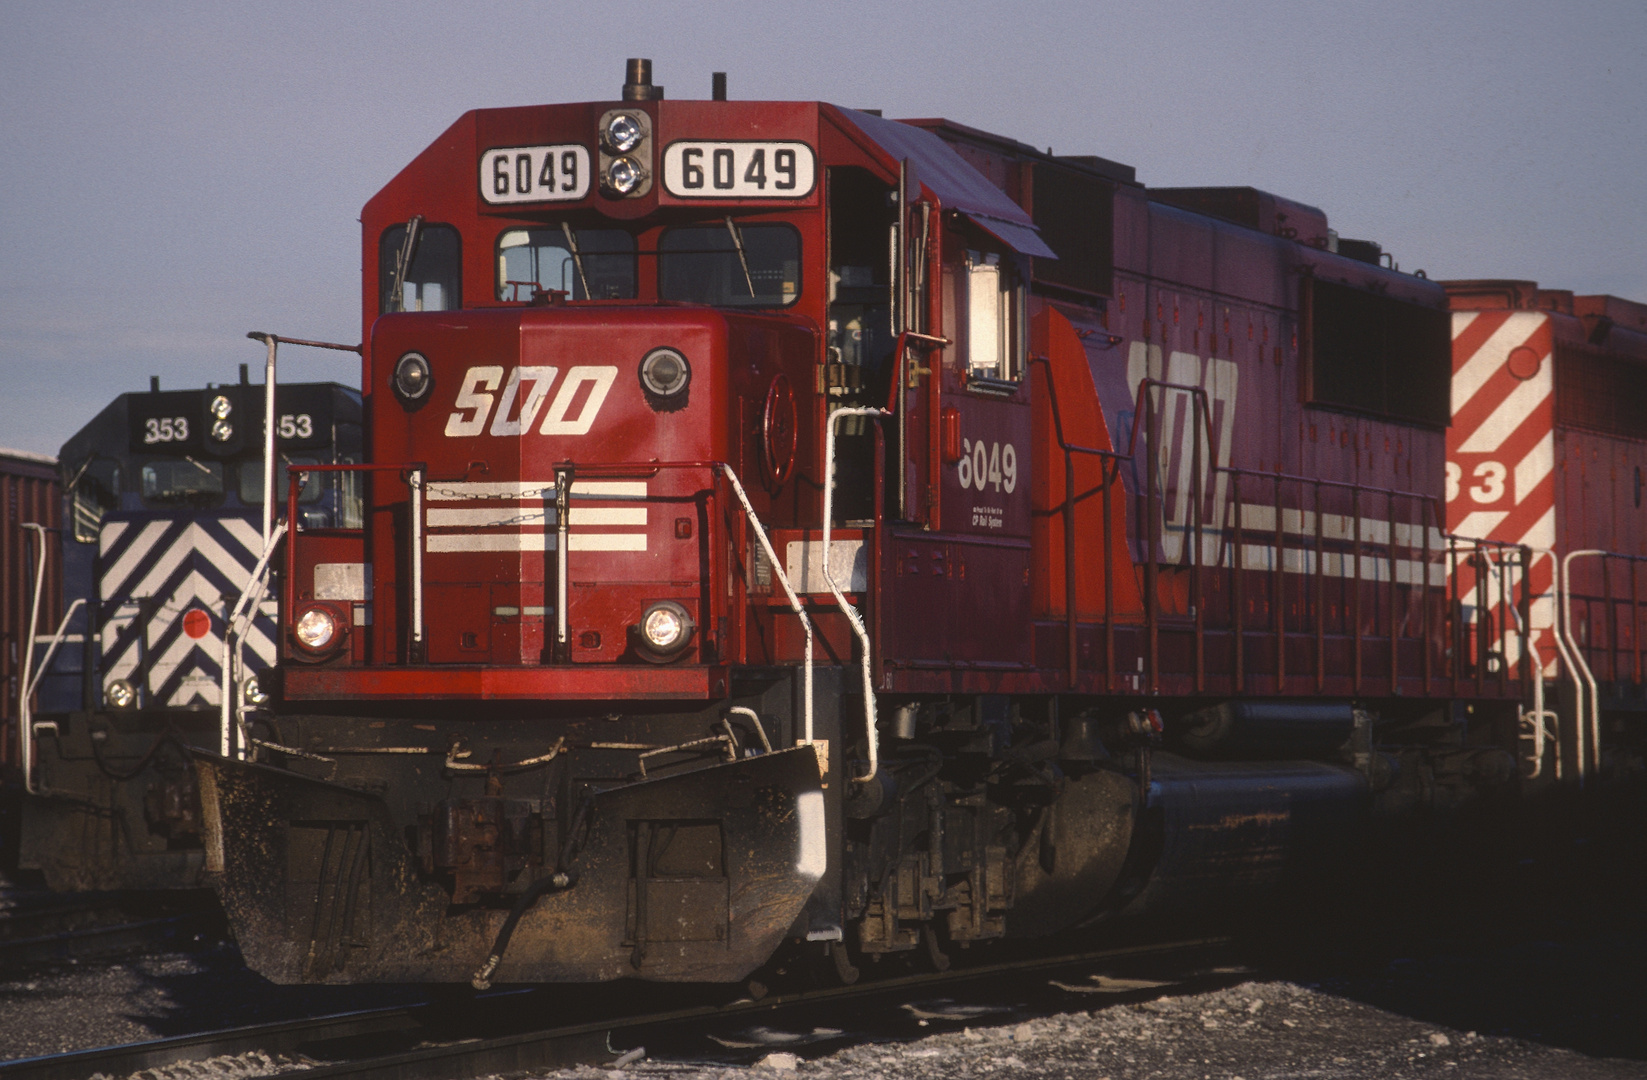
[192,61,1635,987]
[1444,281,1647,782]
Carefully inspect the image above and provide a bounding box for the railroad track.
[0,936,1239,1080]
[0,888,224,967]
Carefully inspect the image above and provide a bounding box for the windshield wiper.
[560,222,592,299]
[724,216,756,297]
[387,215,424,312]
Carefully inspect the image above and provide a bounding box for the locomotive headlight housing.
[210,419,234,443]
[603,113,644,153]
[241,671,270,706]
[597,107,652,198]
[635,600,694,661]
[209,394,233,419]
[605,156,644,195]
[105,678,137,710]
[639,347,690,399]
[292,602,346,657]
[393,351,432,403]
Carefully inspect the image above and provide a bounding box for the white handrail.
[410,468,425,654]
[258,333,278,548]
[822,406,890,783]
[1496,558,1555,780]
[220,521,287,758]
[17,523,51,794]
[1519,545,1580,783]
[1562,549,1607,782]
[718,464,817,743]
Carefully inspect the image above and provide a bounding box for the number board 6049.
[480,144,592,205]
[662,141,816,199]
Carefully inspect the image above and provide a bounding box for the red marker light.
[182,609,212,640]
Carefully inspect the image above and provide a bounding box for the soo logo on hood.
[444,365,618,438]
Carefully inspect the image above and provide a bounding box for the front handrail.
[289,463,427,660]
[289,459,824,745]
[16,522,79,794]
[822,407,890,783]
[220,520,286,759]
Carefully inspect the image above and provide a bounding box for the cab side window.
[67,457,120,543]
[963,249,1025,383]
[379,222,462,314]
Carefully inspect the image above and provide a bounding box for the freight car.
[195,62,1629,988]
[13,371,361,890]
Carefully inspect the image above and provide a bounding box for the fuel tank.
[1119,753,1368,916]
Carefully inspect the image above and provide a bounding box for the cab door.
[884,232,1033,667]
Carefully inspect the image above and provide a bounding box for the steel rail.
[0,936,1231,1080]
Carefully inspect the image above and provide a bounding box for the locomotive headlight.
[241,672,270,706]
[603,113,644,153]
[293,604,339,653]
[393,351,432,402]
[636,600,694,659]
[605,156,644,195]
[209,394,233,419]
[210,419,234,443]
[105,678,137,710]
[639,347,690,398]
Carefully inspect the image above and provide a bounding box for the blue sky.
[2,0,1643,455]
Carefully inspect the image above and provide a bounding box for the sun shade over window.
[657,224,800,308]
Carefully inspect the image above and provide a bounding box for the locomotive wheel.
[828,939,861,986]
[922,924,951,972]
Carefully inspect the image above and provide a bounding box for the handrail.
[1034,367,1534,697]
[717,464,819,744]
[245,332,361,550]
[1028,354,1130,689]
[289,462,426,662]
[822,407,890,783]
[220,520,287,759]
[17,524,49,792]
[1493,551,1557,779]
[287,459,821,738]
[16,523,79,795]
[1562,549,1609,783]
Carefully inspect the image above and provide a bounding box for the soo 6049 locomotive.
[194,61,1632,988]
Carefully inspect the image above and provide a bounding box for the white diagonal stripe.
[101,520,170,598]
[1456,373,1550,453]
[1513,434,1555,513]
[1452,311,1547,416]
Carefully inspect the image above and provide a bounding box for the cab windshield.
[497,227,636,301]
[140,458,223,507]
[239,455,323,505]
[657,223,799,307]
